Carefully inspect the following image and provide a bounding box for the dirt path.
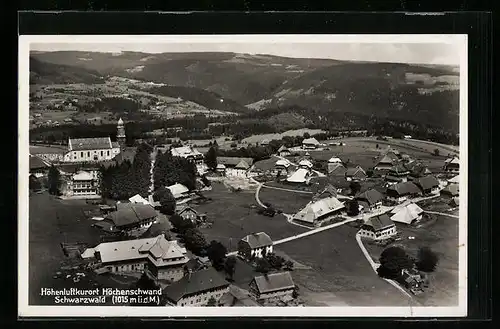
[423,210,459,219]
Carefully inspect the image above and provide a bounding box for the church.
[62,118,126,163]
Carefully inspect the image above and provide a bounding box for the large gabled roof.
[240,232,273,249]
[252,272,295,294]
[355,189,384,205]
[365,213,395,231]
[69,137,113,151]
[105,203,157,227]
[387,181,421,196]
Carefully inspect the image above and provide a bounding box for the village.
[28,118,460,307]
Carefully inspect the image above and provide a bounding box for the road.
[355,233,415,300]
[423,210,459,219]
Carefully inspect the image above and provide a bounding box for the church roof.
[69,137,113,151]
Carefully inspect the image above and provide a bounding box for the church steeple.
[117,118,126,150]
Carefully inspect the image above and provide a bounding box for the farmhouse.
[374,153,398,171]
[171,145,207,174]
[101,203,157,236]
[328,156,342,164]
[358,213,397,240]
[298,159,313,170]
[385,164,410,183]
[167,183,190,200]
[163,267,230,306]
[219,285,261,307]
[217,157,254,178]
[238,232,273,259]
[389,201,424,225]
[63,137,121,163]
[415,175,440,195]
[355,189,385,212]
[275,159,292,176]
[386,181,422,203]
[249,272,295,304]
[441,183,459,197]
[65,170,100,197]
[328,163,347,176]
[293,196,345,226]
[345,166,367,182]
[286,168,311,185]
[302,137,320,150]
[277,145,290,157]
[216,163,227,175]
[29,155,51,178]
[443,156,460,173]
[176,205,207,224]
[129,194,151,205]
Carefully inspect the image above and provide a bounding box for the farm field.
[363,214,459,306]
[276,225,417,306]
[29,144,68,154]
[193,182,308,252]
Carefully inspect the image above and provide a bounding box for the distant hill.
[29,57,105,85]
[29,51,460,132]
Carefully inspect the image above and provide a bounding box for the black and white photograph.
[18,34,467,317]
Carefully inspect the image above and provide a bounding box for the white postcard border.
[18,34,468,318]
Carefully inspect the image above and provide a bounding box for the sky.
[30,40,461,66]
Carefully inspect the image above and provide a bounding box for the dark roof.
[163,267,229,303]
[366,213,395,231]
[345,166,367,178]
[387,182,421,196]
[377,154,396,165]
[277,145,288,152]
[252,272,295,294]
[240,232,273,249]
[177,206,198,216]
[106,204,157,227]
[29,155,49,170]
[328,163,347,175]
[389,164,410,175]
[217,157,254,167]
[69,137,112,151]
[407,162,432,177]
[441,183,459,196]
[416,175,439,190]
[355,189,384,205]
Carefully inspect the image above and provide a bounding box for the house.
[129,194,151,205]
[176,205,207,224]
[277,145,290,157]
[443,156,460,173]
[328,156,342,164]
[386,181,422,203]
[293,196,345,226]
[102,203,157,236]
[217,157,254,178]
[302,137,320,149]
[415,175,440,195]
[286,168,311,185]
[167,183,190,200]
[345,166,367,182]
[65,170,100,197]
[355,189,385,212]
[448,174,459,184]
[237,232,273,259]
[389,201,424,225]
[216,163,226,175]
[385,164,410,183]
[249,272,295,304]
[63,136,121,163]
[260,139,270,146]
[171,145,207,174]
[163,267,230,306]
[328,163,347,176]
[441,183,459,197]
[81,234,187,279]
[275,159,292,176]
[29,155,50,178]
[219,285,261,307]
[374,153,398,171]
[144,235,190,283]
[358,213,397,240]
[400,268,424,292]
[298,159,313,170]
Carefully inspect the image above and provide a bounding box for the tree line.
[153,149,197,191]
[99,143,152,200]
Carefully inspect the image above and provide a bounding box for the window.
[87,151,90,157]
[80,152,83,157]
[107,150,110,156]
[101,151,103,156]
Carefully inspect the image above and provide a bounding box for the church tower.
[117,118,126,150]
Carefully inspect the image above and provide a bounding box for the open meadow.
[363,214,459,306]
[193,182,308,252]
[276,225,416,307]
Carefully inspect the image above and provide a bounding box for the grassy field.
[241,129,327,145]
[363,214,459,306]
[29,144,68,154]
[28,193,166,305]
[276,225,416,306]
[193,182,308,251]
